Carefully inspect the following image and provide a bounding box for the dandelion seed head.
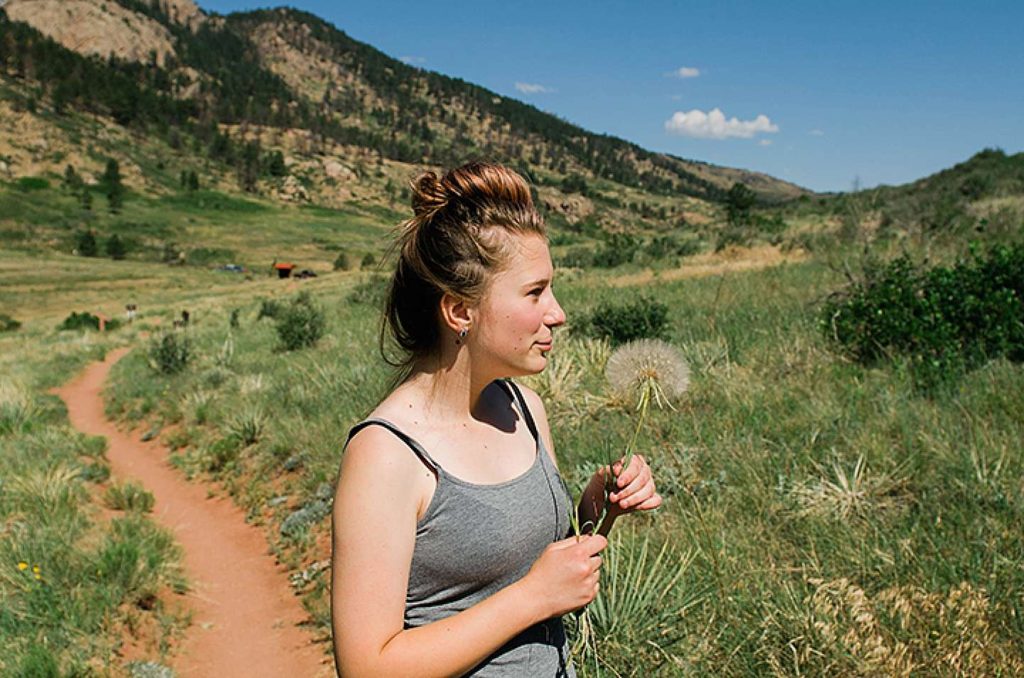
[605,339,690,405]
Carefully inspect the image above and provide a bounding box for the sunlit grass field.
[91,252,1024,675]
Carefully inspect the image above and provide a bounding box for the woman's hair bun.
[410,171,449,221]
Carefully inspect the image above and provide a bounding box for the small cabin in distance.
[274,262,296,279]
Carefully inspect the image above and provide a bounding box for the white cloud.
[668,66,701,79]
[399,56,426,65]
[758,139,773,146]
[670,94,683,101]
[515,82,555,94]
[809,129,825,136]
[664,107,779,140]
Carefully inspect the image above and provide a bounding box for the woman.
[331,162,661,677]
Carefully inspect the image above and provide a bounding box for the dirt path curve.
[55,347,332,678]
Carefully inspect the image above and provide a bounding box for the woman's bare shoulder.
[510,382,559,464]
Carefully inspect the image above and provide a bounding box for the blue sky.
[199,0,1023,192]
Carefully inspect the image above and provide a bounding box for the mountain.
[0,0,807,215]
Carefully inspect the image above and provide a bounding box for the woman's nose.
[547,293,566,327]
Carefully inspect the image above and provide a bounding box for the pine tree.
[76,230,98,257]
[63,164,83,193]
[105,234,127,260]
[103,159,125,212]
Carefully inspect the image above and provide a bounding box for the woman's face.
[470,233,566,377]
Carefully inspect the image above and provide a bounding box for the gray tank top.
[345,380,576,677]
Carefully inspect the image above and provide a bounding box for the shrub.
[257,298,283,320]
[15,176,49,192]
[149,332,192,374]
[204,436,242,471]
[280,483,334,539]
[361,252,377,270]
[821,243,1024,389]
[644,235,701,261]
[592,233,639,268]
[555,247,594,269]
[0,312,21,332]
[584,296,669,346]
[106,233,127,260]
[275,291,326,351]
[333,251,352,271]
[347,275,388,307]
[75,230,98,257]
[58,311,101,331]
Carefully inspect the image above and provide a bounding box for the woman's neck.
[404,353,496,423]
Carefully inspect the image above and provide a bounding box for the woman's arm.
[331,425,606,678]
[517,386,662,536]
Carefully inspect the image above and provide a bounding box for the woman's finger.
[609,462,652,502]
[617,480,655,509]
[632,493,663,511]
[614,454,647,489]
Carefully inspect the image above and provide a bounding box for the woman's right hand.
[520,534,607,619]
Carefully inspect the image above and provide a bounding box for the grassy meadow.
[89,247,1024,675]
[2,148,1022,675]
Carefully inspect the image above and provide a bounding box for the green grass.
[0,179,396,274]
[100,250,1024,675]
[0,329,185,674]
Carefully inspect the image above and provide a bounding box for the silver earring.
[455,327,468,345]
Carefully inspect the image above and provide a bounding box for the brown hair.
[382,161,546,372]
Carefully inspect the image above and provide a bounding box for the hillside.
[0,0,806,211]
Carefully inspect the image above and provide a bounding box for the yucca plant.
[103,481,156,513]
[226,406,266,446]
[572,528,700,676]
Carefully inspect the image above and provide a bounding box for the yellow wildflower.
[32,565,40,574]
[17,562,28,571]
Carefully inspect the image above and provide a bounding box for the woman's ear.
[439,292,474,334]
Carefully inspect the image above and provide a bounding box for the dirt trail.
[56,347,331,677]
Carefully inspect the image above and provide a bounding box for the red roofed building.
[274,262,296,279]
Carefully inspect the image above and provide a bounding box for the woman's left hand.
[604,455,662,516]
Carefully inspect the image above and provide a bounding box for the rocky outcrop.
[4,0,177,66]
[159,0,204,29]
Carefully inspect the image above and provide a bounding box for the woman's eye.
[529,287,544,296]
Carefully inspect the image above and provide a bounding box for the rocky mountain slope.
[0,0,807,215]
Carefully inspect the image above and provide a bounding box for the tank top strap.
[500,379,540,442]
[346,418,440,474]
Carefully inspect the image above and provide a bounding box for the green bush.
[256,298,283,320]
[275,291,326,351]
[584,296,669,345]
[106,233,127,260]
[15,176,49,192]
[592,233,639,268]
[333,251,352,271]
[821,243,1024,388]
[149,332,192,374]
[75,230,98,257]
[58,311,101,331]
[555,246,595,269]
[0,312,21,332]
[347,275,388,307]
